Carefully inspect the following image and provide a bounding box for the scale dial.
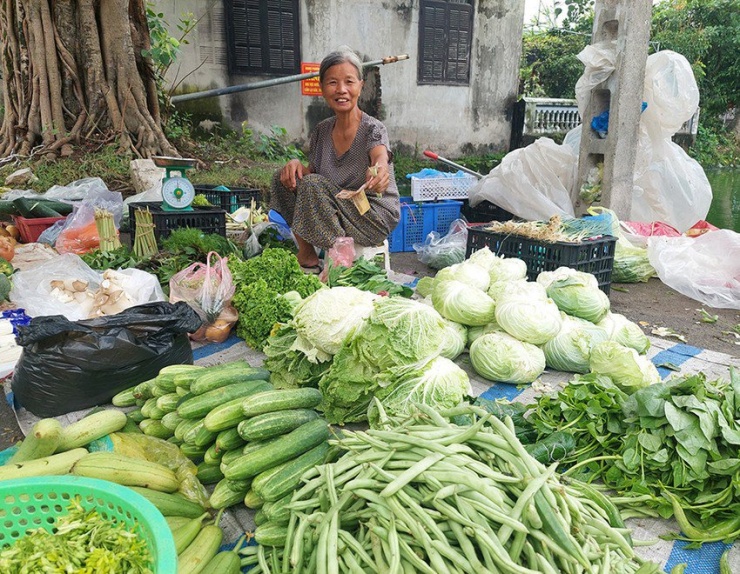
[162,177,195,209]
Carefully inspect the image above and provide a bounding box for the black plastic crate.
[466,226,617,294]
[461,199,514,223]
[128,202,226,244]
[193,185,262,213]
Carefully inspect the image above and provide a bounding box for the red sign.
[301,62,321,96]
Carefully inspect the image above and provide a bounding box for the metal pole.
[170,54,409,104]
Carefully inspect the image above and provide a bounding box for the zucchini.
[252,441,330,502]
[177,523,223,574]
[237,408,318,442]
[57,409,128,452]
[128,487,207,517]
[224,419,330,480]
[8,418,63,464]
[190,366,270,396]
[210,477,250,510]
[254,522,288,547]
[202,381,273,432]
[241,388,323,418]
[178,380,274,420]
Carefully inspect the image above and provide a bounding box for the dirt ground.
[1,250,738,450]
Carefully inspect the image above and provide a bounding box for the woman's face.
[321,62,363,114]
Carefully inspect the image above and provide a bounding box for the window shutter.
[418,0,473,85]
[226,0,300,74]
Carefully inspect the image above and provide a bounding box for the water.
[705,168,740,232]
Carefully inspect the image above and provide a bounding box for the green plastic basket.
[0,475,177,573]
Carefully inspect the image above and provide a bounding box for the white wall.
[160,0,525,156]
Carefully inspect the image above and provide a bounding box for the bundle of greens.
[325,257,412,297]
[525,368,740,543]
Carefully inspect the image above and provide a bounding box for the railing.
[510,97,700,149]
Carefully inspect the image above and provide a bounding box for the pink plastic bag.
[169,252,237,342]
[319,237,356,282]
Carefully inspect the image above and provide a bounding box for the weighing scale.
[152,156,197,211]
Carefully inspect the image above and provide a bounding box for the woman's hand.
[280,159,308,191]
[365,163,390,195]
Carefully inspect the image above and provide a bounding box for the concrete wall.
[159,0,524,156]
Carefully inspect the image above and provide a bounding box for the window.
[418,0,474,85]
[225,0,300,75]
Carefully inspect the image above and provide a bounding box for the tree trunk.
[0,0,178,158]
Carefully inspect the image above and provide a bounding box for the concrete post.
[573,0,652,219]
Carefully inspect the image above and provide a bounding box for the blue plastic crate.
[388,197,463,252]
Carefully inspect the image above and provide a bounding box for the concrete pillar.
[573,0,652,219]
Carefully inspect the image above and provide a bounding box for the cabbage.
[537,267,599,290]
[589,340,661,393]
[495,294,562,345]
[467,247,500,272]
[439,318,468,360]
[543,314,609,373]
[432,279,496,326]
[469,331,546,383]
[435,261,491,292]
[488,279,547,303]
[368,356,471,427]
[545,275,610,323]
[597,312,650,354]
[292,286,378,357]
[415,276,437,298]
[488,257,528,283]
[467,319,502,347]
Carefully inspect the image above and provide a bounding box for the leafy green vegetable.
[80,245,142,271]
[432,279,496,327]
[325,257,412,297]
[545,274,611,323]
[597,312,651,354]
[262,323,332,388]
[367,356,470,427]
[589,340,661,393]
[0,496,153,573]
[543,314,609,374]
[232,279,294,349]
[469,331,545,383]
[160,227,238,258]
[228,247,322,297]
[524,430,577,464]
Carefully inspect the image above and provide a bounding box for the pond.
[705,168,740,232]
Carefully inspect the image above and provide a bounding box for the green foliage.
[520,30,589,99]
[144,5,195,80]
[163,110,193,142]
[160,227,238,258]
[690,124,738,168]
[232,279,294,349]
[255,126,306,163]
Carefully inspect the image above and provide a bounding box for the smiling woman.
[267,47,401,272]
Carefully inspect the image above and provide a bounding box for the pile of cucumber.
[112,360,335,534]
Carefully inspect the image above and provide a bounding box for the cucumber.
[190,366,270,396]
[253,509,268,527]
[254,522,288,547]
[139,419,172,440]
[215,427,246,452]
[156,392,180,414]
[202,381,273,432]
[210,477,250,510]
[180,442,208,460]
[241,388,323,418]
[192,424,218,448]
[178,380,274,420]
[174,417,202,442]
[262,493,292,524]
[237,408,318,442]
[161,411,183,431]
[224,419,330,480]
[203,442,223,466]
[243,488,264,510]
[252,441,330,502]
[196,461,224,485]
[111,386,138,407]
[12,197,62,218]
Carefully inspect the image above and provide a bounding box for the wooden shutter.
[226,0,300,74]
[418,0,473,85]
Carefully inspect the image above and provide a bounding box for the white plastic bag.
[468,137,577,221]
[647,230,740,310]
[9,254,165,320]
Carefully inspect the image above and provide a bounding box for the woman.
[269,47,401,272]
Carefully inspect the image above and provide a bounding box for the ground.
[1,250,738,449]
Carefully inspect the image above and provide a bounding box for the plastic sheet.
[10,302,202,417]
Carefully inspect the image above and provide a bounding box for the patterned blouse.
[308,112,400,229]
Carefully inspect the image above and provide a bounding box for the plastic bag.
[413,218,468,270]
[10,301,203,417]
[169,252,237,343]
[468,137,577,221]
[9,253,164,321]
[319,237,357,282]
[647,229,740,310]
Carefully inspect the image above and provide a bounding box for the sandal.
[300,262,323,275]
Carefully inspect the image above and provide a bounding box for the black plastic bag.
[11,301,202,417]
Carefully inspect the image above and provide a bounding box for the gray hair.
[319,47,363,83]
